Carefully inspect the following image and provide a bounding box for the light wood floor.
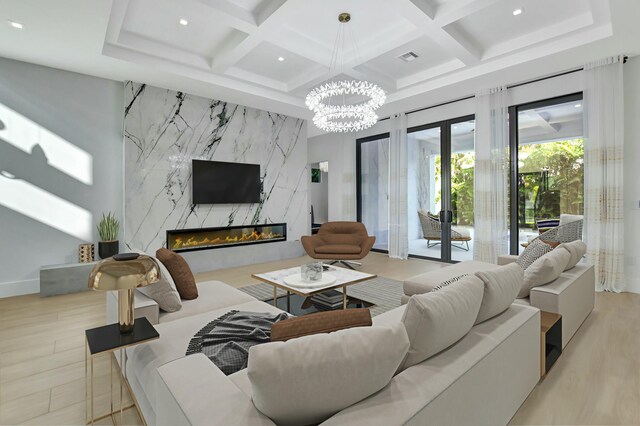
[0,252,638,425]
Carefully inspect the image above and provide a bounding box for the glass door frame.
[507,92,583,254]
[356,132,390,255]
[407,114,475,263]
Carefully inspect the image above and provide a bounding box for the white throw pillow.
[248,323,409,426]
[400,276,483,370]
[557,240,587,270]
[474,264,523,324]
[135,251,182,312]
[519,248,571,298]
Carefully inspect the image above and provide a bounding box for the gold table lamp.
[88,253,160,333]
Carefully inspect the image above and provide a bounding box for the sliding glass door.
[357,134,390,252]
[509,93,584,253]
[408,116,475,262]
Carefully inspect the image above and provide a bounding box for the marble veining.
[124,82,308,252]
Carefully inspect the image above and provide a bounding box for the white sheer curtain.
[388,113,408,259]
[583,56,625,292]
[473,87,510,263]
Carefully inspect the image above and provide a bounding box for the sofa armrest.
[157,354,276,426]
[301,235,324,256]
[497,255,519,266]
[360,236,376,255]
[106,289,160,325]
[529,265,595,348]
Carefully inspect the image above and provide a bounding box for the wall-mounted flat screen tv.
[192,160,261,204]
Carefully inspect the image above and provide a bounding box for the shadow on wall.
[0,104,93,241]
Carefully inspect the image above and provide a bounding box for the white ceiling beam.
[286,65,328,93]
[396,0,481,65]
[210,0,303,73]
[433,0,502,27]
[255,0,288,26]
[397,59,465,89]
[196,0,258,34]
[281,26,422,92]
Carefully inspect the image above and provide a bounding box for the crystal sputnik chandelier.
[305,12,386,133]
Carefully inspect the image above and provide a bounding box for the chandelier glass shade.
[306,13,386,133]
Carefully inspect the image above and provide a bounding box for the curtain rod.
[378,55,628,121]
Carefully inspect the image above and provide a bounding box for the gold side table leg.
[90,352,94,425]
[121,348,124,425]
[85,338,88,424]
[110,352,114,424]
[343,285,347,310]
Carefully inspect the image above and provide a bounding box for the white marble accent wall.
[124,82,307,252]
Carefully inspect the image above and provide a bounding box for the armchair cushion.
[315,244,361,255]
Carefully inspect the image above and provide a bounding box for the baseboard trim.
[0,279,40,298]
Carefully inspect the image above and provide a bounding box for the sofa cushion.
[159,280,256,322]
[248,323,409,426]
[270,308,371,342]
[474,263,523,324]
[403,261,498,296]
[138,254,183,312]
[516,239,554,270]
[126,299,286,421]
[315,244,361,255]
[519,248,571,298]
[156,248,198,300]
[557,240,587,270]
[430,274,468,292]
[400,275,484,370]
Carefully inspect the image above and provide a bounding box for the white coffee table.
[251,265,376,312]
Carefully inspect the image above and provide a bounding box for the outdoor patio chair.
[418,210,472,251]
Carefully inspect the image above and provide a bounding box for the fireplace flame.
[171,230,284,250]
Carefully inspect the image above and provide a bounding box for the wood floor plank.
[0,357,109,403]
[0,342,55,368]
[0,389,50,425]
[0,347,85,383]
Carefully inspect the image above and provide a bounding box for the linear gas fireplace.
[167,223,287,253]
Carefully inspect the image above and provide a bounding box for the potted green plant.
[97,212,120,259]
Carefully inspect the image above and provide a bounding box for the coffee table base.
[266,293,374,316]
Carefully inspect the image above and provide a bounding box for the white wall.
[309,163,329,224]
[0,57,124,297]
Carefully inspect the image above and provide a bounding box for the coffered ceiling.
[104,0,613,98]
[0,0,638,135]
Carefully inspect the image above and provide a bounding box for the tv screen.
[192,160,261,204]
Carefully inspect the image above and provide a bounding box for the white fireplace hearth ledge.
[182,240,306,274]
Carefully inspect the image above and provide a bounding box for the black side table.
[85,317,159,425]
[540,311,562,379]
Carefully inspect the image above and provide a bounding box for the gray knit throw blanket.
[186,310,289,375]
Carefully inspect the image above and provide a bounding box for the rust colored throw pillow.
[156,248,198,300]
[270,308,372,342]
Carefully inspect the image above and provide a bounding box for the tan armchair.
[301,222,376,269]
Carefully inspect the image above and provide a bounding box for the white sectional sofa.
[108,278,541,426]
[402,259,595,349]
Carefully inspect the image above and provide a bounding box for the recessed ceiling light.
[278,57,285,62]
[8,20,23,29]
[512,8,523,16]
[575,103,582,108]
[179,18,189,26]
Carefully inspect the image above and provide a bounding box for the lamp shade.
[88,253,161,333]
[89,254,160,291]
